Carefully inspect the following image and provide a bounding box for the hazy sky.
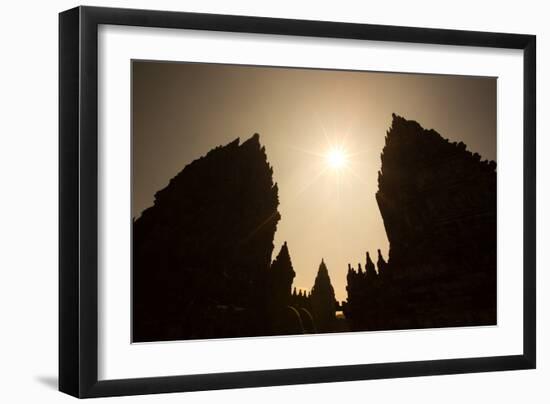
[132,61,496,302]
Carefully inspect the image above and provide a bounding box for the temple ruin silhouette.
[133,134,335,341]
[133,114,497,342]
[343,114,497,331]
[310,260,338,332]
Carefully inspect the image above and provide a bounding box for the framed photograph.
[59,6,536,398]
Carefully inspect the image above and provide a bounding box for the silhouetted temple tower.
[345,114,497,331]
[132,134,281,341]
[310,259,337,332]
[376,249,388,279]
[376,114,496,266]
[365,252,377,278]
[269,241,296,306]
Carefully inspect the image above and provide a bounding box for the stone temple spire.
[310,259,336,332]
[269,241,296,305]
[377,249,388,275]
[365,251,377,277]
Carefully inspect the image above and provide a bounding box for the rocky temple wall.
[133,134,281,341]
[345,114,497,331]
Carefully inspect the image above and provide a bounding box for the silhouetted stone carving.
[310,259,337,332]
[265,242,308,334]
[268,242,296,307]
[376,249,389,279]
[345,114,497,331]
[133,134,281,341]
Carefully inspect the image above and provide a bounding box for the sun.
[326,147,348,169]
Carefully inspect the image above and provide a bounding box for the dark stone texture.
[344,114,497,331]
[310,260,337,332]
[268,242,296,308]
[133,134,281,341]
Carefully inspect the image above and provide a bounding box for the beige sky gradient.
[132,61,496,302]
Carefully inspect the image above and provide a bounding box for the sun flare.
[326,148,348,169]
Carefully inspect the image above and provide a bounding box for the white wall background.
[0,0,547,402]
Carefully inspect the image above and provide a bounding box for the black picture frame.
[59,5,536,398]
